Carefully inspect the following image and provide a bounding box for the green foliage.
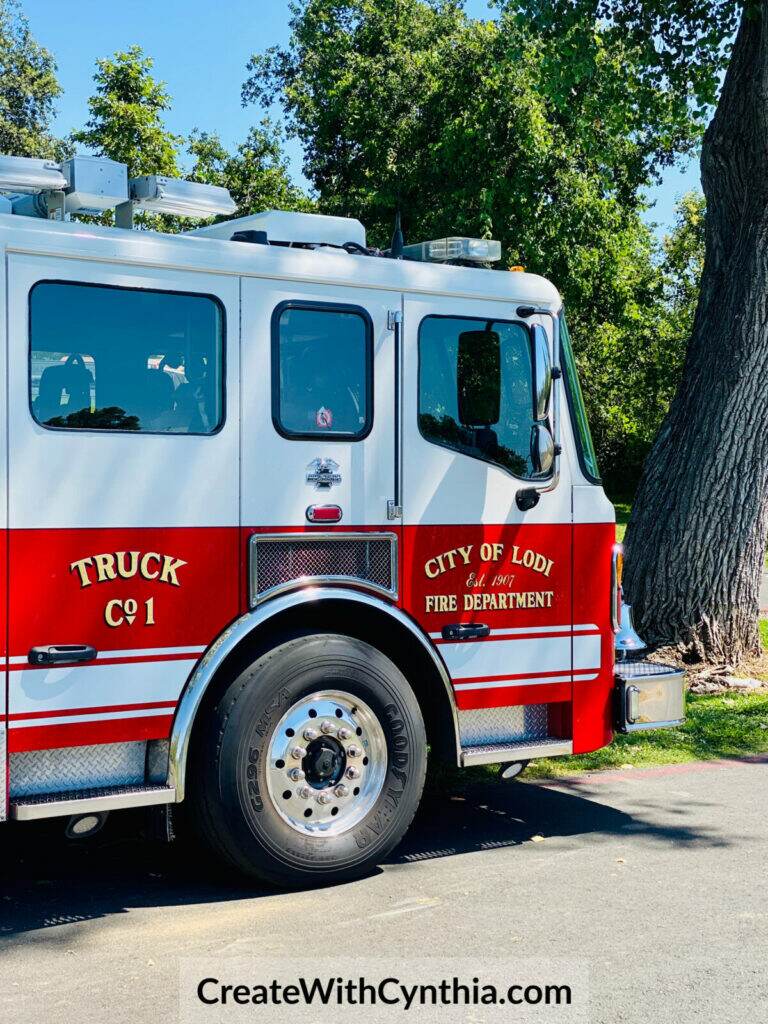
[572,193,705,492]
[243,0,698,244]
[661,190,706,330]
[187,121,313,218]
[70,45,311,230]
[613,500,631,542]
[241,0,703,489]
[503,1,739,118]
[0,0,61,158]
[72,45,181,178]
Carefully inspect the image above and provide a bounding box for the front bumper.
[615,660,685,732]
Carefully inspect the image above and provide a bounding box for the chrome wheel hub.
[265,690,387,836]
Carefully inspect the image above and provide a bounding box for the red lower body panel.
[4,521,616,757]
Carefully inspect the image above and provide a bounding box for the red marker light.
[306,504,343,524]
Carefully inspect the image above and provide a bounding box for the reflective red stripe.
[7,714,174,753]
[8,699,177,722]
[455,682,571,711]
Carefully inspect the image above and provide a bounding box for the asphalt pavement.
[1,756,766,1023]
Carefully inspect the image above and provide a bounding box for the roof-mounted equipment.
[0,154,68,194]
[0,151,236,226]
[62,156,128,215]
[401,236,502,264]
[115,175,237,228]
[0,155,128,217]
[187,210,367,249]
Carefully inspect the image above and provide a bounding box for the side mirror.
[530,422,555,476]
[457,330,501,426]
[532,323,552,420]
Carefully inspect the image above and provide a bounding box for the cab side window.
[273,302,373,439]
[419,315,538,478]
[30,281,224,434]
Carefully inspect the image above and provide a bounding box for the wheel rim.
[264,689,388,836]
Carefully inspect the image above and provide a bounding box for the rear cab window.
[272,301,373,439]
[29,281,225,434]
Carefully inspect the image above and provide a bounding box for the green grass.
[760,619,768,650]
[613,500,631,543]
[522,691,768,778]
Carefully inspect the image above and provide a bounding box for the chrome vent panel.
[250,532,398,605]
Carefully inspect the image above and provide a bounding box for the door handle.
[28,645,97,666]
[441,623,491,640]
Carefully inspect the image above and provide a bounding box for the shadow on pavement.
[0,770,727,938]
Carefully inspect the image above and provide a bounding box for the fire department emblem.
[306,457,342,490]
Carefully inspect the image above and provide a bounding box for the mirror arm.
[516,306,562,496]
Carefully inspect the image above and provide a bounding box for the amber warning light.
[611,543,624,633]
[306,505,343,524]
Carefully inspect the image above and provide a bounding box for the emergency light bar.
[0,154,67,195]
[126,175,237,218]
[401,236,502,263]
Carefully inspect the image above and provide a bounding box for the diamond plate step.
[10,784,176,820]
[460,737,572,767]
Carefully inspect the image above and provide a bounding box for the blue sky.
[25,0,700,235]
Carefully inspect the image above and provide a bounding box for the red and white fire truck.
[0,154,684,885]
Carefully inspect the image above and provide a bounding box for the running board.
[460,738,572,767]
[10,784,176,821]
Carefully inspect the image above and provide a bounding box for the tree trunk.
[623,1,768,666]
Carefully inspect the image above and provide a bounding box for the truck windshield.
[560,313,600,483]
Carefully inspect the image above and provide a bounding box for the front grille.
[250,533,397,604]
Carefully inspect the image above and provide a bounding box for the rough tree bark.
[624,1,768,666]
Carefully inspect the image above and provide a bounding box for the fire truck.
[0,154,685,886]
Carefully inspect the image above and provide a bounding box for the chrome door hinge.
[387,499,403,520]
[387,309,402,331]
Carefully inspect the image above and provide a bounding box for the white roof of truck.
[188,210,368,248]
[0,211,562,309]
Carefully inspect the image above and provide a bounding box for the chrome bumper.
[615,660,685,732]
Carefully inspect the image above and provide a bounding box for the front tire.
[190,632,427,887]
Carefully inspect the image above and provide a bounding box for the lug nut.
[346,766,361,780]
[297,785,311,799]
[291,746,307,761]
[317,791,332,805]
[303,727,319,741]
[334,784,349,798]
[346,744,361,758]
[320,720,336,735]
[288,768,305,782]
[338,727,352,740]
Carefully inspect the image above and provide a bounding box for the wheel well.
[187,598,459,770]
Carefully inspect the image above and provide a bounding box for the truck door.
[401,295,587,751]
[241,277,398,597]
[6,255,240,772]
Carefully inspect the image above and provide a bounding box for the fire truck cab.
[0,155,685,885]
